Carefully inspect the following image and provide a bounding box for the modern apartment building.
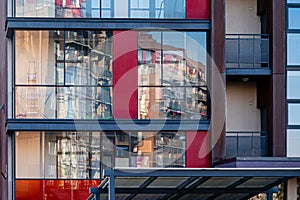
[1,0,300,199]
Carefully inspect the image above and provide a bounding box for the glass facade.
[289,8,300,29]
[287,34,300,65]
[14,30,208,120]
[15,30,113,119]
[15,0,186,18]
[287,1,300,157]
[15,131,186,179]
[138,31,207,119]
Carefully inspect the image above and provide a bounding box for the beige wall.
[226,82,261,131]
[226,0,261,34]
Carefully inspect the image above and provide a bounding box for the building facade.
[1,0,300,199]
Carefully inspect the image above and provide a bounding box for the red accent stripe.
[186,0,210,19]
[186,131,210,167]
[113,30,138,119]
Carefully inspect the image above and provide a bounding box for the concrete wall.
[226,82,261,131]
[226,0,261,34]
[0,0,7,198]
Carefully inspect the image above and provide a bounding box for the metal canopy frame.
[90,168,300,200]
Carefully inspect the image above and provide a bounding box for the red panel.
[113,30,138,119]
[16,180,100,200]
[186,131,210,167]
[186,0,210,19]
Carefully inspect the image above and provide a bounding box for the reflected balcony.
[226,131,269,159]
[225,34,271,76]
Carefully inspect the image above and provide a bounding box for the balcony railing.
[225,34,270,69]
[226,131,268,158]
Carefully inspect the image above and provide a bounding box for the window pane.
[287,0,300,3]
[288,104,300,125]
[103,0,185,18]
[289,8,300,29]
[15,31,58,85]
[56,87,112,119]
[103,131,185,168]
[138,32,162,86]
[15,87,56,119]
[287,34,300,65]
[15,30,112,86]
[138,86,208,119]
[16,132,42,178]
[287,129,300,157]
[287,71,300,99]
[16,132,101,179]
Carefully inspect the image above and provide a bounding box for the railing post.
[252,35,255,68]
[238,35,240,68]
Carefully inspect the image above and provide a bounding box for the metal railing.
[225,34,270,69]
[226,131,268,158]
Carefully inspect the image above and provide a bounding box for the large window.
[14,30,208,120]
[15,0,186,18]
[15,30,113,119]
[15,131,186,179]
[138,31,208,120]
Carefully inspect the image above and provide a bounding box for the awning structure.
[89,168,300,200]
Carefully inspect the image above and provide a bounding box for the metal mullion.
[13,32,16,118]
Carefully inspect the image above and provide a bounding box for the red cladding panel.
[186,131,210,167]
[113,30,138,119]
[16,180,100,200]
[186,0,210,19]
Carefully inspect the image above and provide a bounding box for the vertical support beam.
[210,0,226,163]
[0,0,8,199]
[272,0,286,156]
[109,176,115,200]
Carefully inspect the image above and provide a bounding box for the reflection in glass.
[287,129,300,157]
[287,0,300,3]
[15,30,113,119]
[289,8,300,29]
[288,104,300,125]
[138,87,207,119]
[138,31,207,119]
[287,71,300,99]
[16,131,185,178]
[287,34,300,65]
[15,0,186,18]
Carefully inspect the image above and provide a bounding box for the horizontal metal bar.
[100,187,281,194]
[226,34,270,37]
[226,69,272,75]
[6,119,210,131]
[6,18,211,37]
[104,168,300,177]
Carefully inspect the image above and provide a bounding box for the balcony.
[226,131,269,158]
[225,34,271,76]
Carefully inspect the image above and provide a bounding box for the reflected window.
[287,71,300,99]
[138,31,208,120]
[15,131,185,179]
[287,130,300,157]
[289,8,300,29]
[15,0,186,18]
[15,30,113,119]
[288,103,300,125]
[287,34,300,65]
